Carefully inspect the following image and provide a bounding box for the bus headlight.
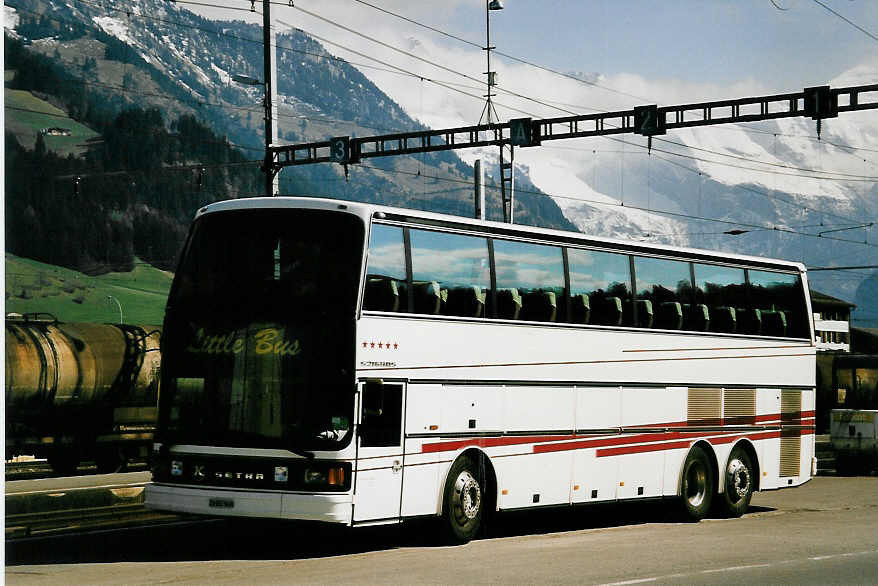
[302,464,347,489]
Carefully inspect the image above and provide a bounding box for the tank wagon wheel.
[95,447,127,474]
[442,455,485,544]
[679,444,714,521]
[714,446,755,518]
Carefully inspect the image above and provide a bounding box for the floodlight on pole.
[478,0,503,127]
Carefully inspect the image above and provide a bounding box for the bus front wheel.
[679,445,714,521]
[715,446,754,518]
[442,455,484,544]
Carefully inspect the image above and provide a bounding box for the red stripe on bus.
[597,430,783,457]
[420,410,813,454]
[421,434,577,454]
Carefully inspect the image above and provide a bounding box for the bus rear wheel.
[442,455,484,544]
[715,446,754,518]
[679,445,714,521]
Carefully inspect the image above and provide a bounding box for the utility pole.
[263,0,279,196]
[477,1,514,223]
[474,159,485,220]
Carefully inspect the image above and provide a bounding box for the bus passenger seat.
[439,288,449,314]
[657,301,683,330]
[636,299,654,328]
[497,288,522,320]
[687,303,710,331]
[365,278,400,312]
[738,308,762,335]
[522,291,557,322]
[445,286,485,318]
[714,306,736,333]
[761,310,787,337]
[601,297,623,326]
[413,280,441,315]
[570,293,590,324]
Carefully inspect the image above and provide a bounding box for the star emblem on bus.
[361,340,399,350]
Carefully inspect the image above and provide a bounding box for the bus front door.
[353,381,405,523]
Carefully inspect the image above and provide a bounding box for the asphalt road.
[7,476,878,585]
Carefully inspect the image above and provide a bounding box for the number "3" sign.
[329,136,350,163]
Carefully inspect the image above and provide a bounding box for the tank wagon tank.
[5,313,161,474]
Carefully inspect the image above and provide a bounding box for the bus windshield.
[158,207,365,451]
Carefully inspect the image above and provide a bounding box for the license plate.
[209,498,234,509]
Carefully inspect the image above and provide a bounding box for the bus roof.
[195,196,807,274]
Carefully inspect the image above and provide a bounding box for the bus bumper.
[145,483,352,524]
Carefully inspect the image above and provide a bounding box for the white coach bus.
[146,197,816,543]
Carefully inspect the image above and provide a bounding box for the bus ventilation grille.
[779,389,803,477]
[687,388,722,425]
[723,388,756,424]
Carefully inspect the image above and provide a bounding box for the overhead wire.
[810,0,878,43]
[58,1,878,179]
[271,3,878,187]
[342,0,878,162]
[352,160,878,248]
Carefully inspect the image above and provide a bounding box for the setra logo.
[213,471,265,481]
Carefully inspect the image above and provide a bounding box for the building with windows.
[811,290,855,432]
[812,290,854,352]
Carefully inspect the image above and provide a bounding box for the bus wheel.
[442,455,484,544]
[715,447,754,518]
[679,445,714,521]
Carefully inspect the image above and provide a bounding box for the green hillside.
[5,254,172,324]
[4,87,101,157]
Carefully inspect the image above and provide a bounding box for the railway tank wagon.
[5,313,161,474]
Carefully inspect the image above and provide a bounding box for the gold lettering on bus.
[253,328,301,356]
[187,328,301,357]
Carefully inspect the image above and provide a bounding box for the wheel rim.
[726,458,751,503]
[685,458,707,508]
[452,470,481,525]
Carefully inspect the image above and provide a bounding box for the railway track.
[5,472,185,540]
[5,459,149,481]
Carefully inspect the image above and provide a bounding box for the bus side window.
[632,256,693,330]
[493,239,564,323]
[409,229,491,318]
[364,225,408,313]
[568,248,633,327]
[694,263,747,335]
[360,383,403,447]
[748,270,808,338]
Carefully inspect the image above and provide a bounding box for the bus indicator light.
[328,467,345,486]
